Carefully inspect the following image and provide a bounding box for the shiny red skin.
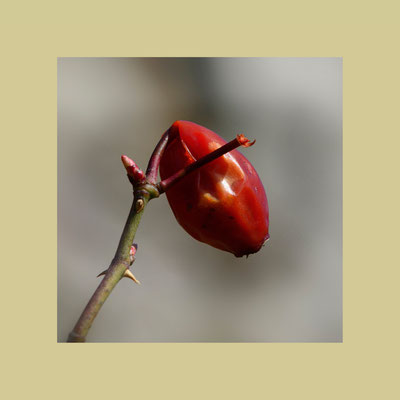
[159,121,269,257]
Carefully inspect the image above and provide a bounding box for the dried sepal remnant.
[236,134,256,147]
[159,120,269,257]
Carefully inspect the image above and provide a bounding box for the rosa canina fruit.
[159,120,269,257]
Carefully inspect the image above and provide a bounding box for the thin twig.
[145,130,169,184]
[67,195,148,342]
[157,134,254,193]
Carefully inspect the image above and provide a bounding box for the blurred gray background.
[58,58,342,342]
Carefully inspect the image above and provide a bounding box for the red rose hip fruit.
[159,121,269,257]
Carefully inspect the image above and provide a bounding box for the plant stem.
[67,195,148,342]
[145,130,169,184]
[157,134,254,194]
[67,132,253,342]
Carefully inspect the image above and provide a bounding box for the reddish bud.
[121,155,146,183]
[159,121,269,257]
[129,244,137,264]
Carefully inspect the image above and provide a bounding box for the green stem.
[67,194,148,342]
[67,133,252,342]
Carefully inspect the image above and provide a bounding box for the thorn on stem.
[135,198,144,212]
[123,269,141,284]
[97,267,140,284]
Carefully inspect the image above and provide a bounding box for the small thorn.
[135,198,144,212]
[97,269,108,278]
[124,269,141,284]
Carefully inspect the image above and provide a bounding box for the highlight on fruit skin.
[159,120,269,257]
